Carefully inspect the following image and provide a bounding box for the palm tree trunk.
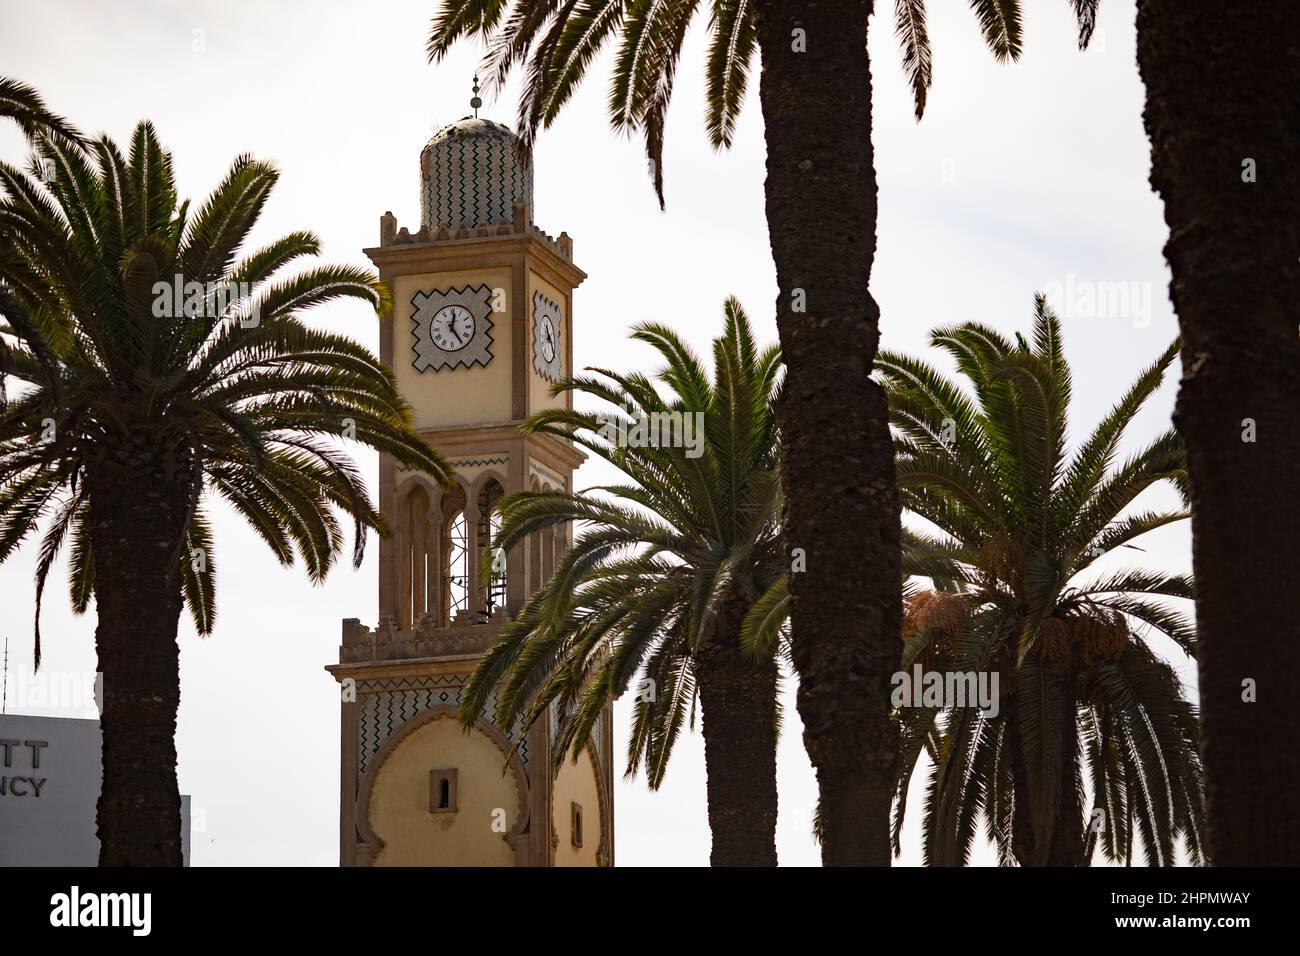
[1009,710,1038,866]
[1135,2,1300,865]
[1045,728,1085,867]
[695,600,779,866]
[86,451,189,866]
[1011,782,1085,866]
[1009,702,1086,867]
[753,0,901,865]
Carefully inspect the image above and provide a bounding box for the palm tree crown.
[0,122,450,658]
[878,295,1204,866]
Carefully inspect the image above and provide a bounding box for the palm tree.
[875,296,1204,865]
[0,119,450,865]
[428,0,1049,867]
[459,298,785,865]
[1120,1,1300,864]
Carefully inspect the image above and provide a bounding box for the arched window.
[429,769,457,813]
[401,485,432,628]
[478,479,506,618]
[442,483,468,624]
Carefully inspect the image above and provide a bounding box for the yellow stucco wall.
[392,267,514,429]
[528,270,569,418]
[552,746,601,866]
[368,715,521,867]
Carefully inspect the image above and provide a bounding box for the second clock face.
[539,314,557,362]
[533,291,563,381]
[431,305,476,352]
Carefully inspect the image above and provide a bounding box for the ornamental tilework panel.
[358,678,530,777]
[532,291,563,381]
[529,460,567,492]
[411,285,495,372]
[420,120,533,231]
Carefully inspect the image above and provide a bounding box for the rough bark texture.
[85,443,189,866]
[1136,2,1300,865]
[695,601,780,866]
[754,0,901,865]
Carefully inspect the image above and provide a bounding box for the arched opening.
[401,485,433,629]
[478,478,506,619]
[441,482,468,625]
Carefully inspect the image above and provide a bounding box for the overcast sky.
[0,0,1192,866]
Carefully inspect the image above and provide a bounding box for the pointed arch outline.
[356,704,531,864]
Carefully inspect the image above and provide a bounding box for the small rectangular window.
[430,769,458,813]
[571,801,583,848]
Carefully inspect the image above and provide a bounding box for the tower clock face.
[432,305,475,352]
[411,286,495,372]
[532,291,564,381]
[539,314,557,362]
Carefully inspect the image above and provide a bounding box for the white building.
[0,713,190,866]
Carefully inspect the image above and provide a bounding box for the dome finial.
[470,75,482,119]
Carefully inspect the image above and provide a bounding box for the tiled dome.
[419,117,533,232]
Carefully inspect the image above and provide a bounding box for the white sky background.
[0,0,1192,866]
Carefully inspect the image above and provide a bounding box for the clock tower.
[326,105,613,866]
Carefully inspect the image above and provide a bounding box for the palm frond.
[0,76,85,144]
[893,0,934,119]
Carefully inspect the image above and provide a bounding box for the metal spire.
[470,75,482,119]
